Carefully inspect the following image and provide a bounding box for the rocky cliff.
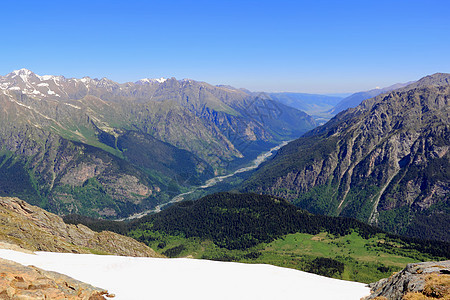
[0,196,162,257]
[243,73,450,241]
[364,260,450,300]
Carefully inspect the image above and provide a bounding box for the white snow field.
[0,249,370,300]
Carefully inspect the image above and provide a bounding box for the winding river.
[121,140,289,220]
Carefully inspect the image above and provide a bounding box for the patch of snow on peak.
[12,68,33,76]
[37,83,49,87]
[64,103,81,109]
[138,77,167,84]
[39,75,54,81]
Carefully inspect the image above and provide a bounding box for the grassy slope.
[129,229,444,284]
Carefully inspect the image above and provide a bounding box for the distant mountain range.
[330,82,414,115]
[266,82,413,124]
[243,73,450,242]
[0,69,316,217]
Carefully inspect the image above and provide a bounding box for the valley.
[1,71,449,299]
[122,140,290,219]
[2,2,449,299]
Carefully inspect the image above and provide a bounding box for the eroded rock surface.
[364,260,450,300]
[0,196,162,257]
[0,257,112,299]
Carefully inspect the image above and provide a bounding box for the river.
[121,140,289,220]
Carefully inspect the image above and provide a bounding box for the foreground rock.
[0,197,162,257]
[364,260,450,299]
[0,257,112,299]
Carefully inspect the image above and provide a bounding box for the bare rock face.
[0,196,163,258]
[364,260,450,300]
[0,257,112,299]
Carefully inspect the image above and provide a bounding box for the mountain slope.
[0,69,316,217]
[0,69,316,168]
[0,196,161,257]
[243,73,450,241]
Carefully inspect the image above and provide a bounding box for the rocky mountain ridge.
[0,196,161,257]
[243,73,450,241]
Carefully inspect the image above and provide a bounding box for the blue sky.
[1,0,449,93]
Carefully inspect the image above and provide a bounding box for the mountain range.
[1,68,448,243]
[267,82,413,124]
[0,69,449,299]
[243,73,450,242]
[0,69,316,218]
[330,81,414,115]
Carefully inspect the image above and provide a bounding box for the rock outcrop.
[0,257,113,299]
[0,196,163,257]
[363,260,450,300]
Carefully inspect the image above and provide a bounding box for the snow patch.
[0,250,369,300]
[12,68,33,77]
[48,90,60,97]
[37,83,49,87]
[8,87,20,91]
[39,75,54,81]
[138,77,167,84]
[64,103,81,109]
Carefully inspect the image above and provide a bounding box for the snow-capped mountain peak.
[137,77,167,84]
[11,68,34,77]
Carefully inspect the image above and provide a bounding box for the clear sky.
[1,0,449,93]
